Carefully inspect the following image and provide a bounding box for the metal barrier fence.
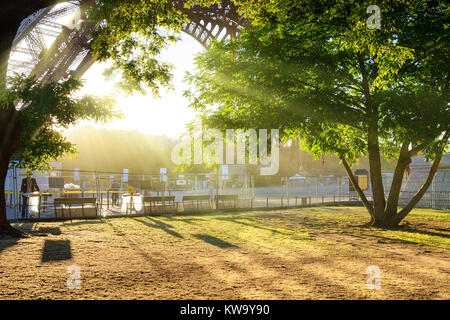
[4,168,449,221]
[399,191,450,210]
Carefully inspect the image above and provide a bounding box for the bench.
[182,195,212,213]
[215,194,239,209]
[142,196,177,215]
[53,197,98,219]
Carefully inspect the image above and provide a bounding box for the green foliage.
[4,74,119,173]
[185,0,449,164]
[87,0,188,95]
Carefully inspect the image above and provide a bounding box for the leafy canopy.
[2,0,193,172]
[185,0,449,163]
[2,74,119,172]
[87,0,189,95]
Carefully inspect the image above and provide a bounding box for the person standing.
[20,174,40,218]
[110,180,120,206]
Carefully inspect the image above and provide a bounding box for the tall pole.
[215,165,219,210]
[13,163,18,221]
[251,175,255,208]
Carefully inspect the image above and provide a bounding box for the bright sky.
[69,33,205,137]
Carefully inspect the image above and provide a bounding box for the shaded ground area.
[0,207,448,299]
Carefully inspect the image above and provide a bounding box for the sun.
[71,33,205,137]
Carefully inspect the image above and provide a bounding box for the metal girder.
[8,0,250,82]
[8,1,82,79]
[11,7,53,50]
[30,22,96,82]
[174,0,249,48]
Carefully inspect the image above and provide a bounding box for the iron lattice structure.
[7,0,249,83]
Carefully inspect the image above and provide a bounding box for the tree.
[185,0,449,227]
[0,0,69,235]
[0,74,117,235]
[0,0,184,235]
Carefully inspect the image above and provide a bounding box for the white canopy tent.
[289,174,307,180]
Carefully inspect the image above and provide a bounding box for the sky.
[69,33,205,138]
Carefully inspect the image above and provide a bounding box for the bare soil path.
[0,207,448,299]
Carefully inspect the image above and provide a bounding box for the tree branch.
[408,129,449,157]
[385,143,411,216]
[393,130,449,224]
[340,156,374,218]
[393,150,444,224]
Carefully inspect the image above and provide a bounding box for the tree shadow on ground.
[64,219,105,227]
[398,226,450,239]
[214,216,291,236]
[193,234,238,249]
[135,217,184,239]
[10,222,36,233]
[0,236,19,254]
[36,227,61,235]
[167,217,201,225]
[41,239,72,262]
[359,233,420,245]
[104,220,176,278]
[246,212,287,220]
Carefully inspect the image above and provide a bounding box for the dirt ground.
[0,206,448,299]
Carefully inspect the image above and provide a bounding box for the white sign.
[221,164,229,180]
[123,169,129,183]
[160,168,167,182]
[74,168,80,181]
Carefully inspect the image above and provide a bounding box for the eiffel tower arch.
[8,0,250,83]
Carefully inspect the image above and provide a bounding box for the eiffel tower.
[7,0,250,83]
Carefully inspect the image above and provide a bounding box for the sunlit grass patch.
[157,212,313,251]
[284,206,369,222]
[370,228,450,250]
[406,209,450,223]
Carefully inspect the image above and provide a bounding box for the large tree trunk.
[367,124,387,227]
[384,144,411,217]
[352,141,446,228]
[0,16,24,236]
[0,1,59,235]
[0,105,23,236]
[358,56,387,227]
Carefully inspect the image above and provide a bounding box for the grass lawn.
[0,206,448,299]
